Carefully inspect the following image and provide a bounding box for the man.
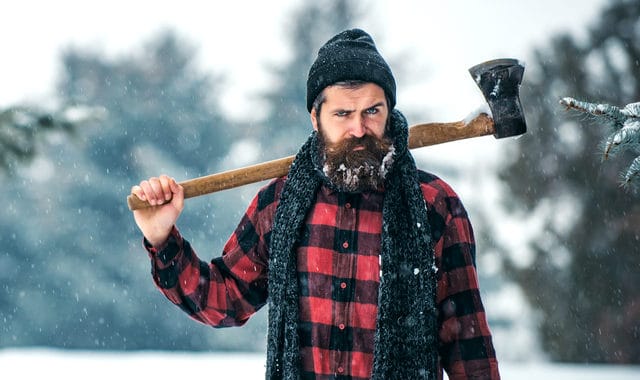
[131,28,500,379]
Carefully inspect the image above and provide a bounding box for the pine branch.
[0,105,106,174]
[560,97,640,189]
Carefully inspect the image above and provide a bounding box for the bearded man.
[131,28,500,380]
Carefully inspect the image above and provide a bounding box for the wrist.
[146,236,168,250]
[145,228,173,249]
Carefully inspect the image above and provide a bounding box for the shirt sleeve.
[422,177,501,380]
[143,179,282,328]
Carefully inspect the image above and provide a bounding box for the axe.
[127,58,526,210]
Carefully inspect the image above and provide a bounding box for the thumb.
[169,178,185,211]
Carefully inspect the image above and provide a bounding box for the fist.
[130,175,184,247]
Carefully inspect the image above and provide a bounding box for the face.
[310,83,395,192]
[310,82,389,145]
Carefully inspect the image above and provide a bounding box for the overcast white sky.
[1,0,609,122]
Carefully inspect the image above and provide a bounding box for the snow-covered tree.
[0,105,98,174]
[560,97,640,188]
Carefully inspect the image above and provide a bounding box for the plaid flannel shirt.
[145,170,500,379]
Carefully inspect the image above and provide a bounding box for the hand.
[130,175,184,247]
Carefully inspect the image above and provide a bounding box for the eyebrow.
[367,101,386,110]
[329,101,386,113]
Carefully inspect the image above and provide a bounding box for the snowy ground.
[1,349,639,379]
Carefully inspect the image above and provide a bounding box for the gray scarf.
[266,109,438,379]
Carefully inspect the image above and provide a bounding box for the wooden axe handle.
[127,113,494,210]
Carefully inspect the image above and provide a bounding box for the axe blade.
[469,58,527,139]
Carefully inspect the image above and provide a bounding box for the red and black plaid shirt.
[145,170,500,379]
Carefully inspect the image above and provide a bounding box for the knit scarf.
[266,109,438,379]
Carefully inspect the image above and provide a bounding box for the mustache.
[325,133,392,156]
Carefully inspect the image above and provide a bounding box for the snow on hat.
[306,28,396,112]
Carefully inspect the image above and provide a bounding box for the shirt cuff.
[143,226,182,265]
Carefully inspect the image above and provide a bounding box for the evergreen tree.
[496,0,640,363]
[0,30,259,351]
[0,105,93,174]
[59,30,233,177]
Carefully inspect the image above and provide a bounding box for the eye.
[365,107,379,115]
[334,110,349,117]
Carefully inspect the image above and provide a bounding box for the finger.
[147,177,166,206]
[130,185,146,201]
[158,175,173,201]
[169,178,184,210]
[138,180,156,204]
[168,177,182,195]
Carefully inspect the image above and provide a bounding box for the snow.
[1,349,638,379]
[463,103,493,125]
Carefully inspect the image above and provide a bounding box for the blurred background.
[1,0,639,375]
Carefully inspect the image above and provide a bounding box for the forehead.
[322,82,387,106]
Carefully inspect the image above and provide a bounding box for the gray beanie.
[306,28,396,112]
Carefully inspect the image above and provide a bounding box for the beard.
[318,125,395,193]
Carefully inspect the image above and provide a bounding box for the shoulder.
[416,170,460,202]
[255,176,287,211]
[416,169,468,219]
[241,177,287,230]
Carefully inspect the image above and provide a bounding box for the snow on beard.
[319,128,395,193]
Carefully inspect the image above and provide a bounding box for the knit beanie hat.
[306,28,396,112]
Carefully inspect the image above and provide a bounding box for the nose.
[348,115,367,138]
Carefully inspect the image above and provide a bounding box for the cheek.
[326,130,347,145]
[373,125,386,139]
[368,118,387,138]
[318,120,347,144]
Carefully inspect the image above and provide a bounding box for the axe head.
[469,58,527,139]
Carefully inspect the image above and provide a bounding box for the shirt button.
[342,241,349,249]
[345,203,351,209]
[339,323,345,330]
[340,282,347,289]
[337,367,344,373]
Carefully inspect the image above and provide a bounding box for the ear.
[310,108,319,132]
